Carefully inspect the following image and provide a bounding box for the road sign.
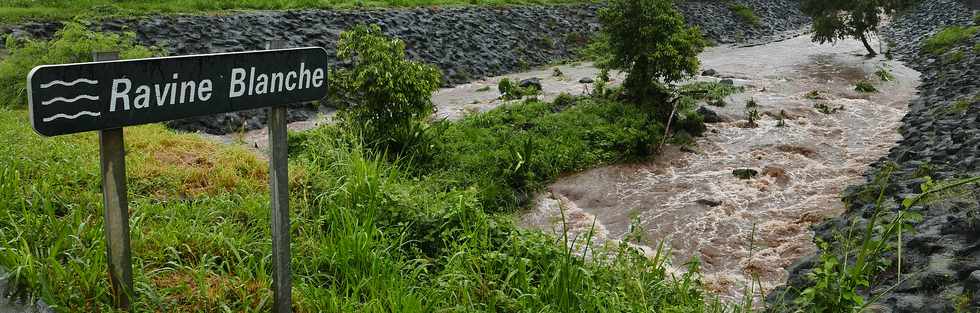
[28,45,319,312]
[28,47,329,137]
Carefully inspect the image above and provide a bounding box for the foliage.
[922,26,979,55]
[333,24,442,156]
[874,66,894,81]
[728,3,760,26]
[815,103,844,114]
[0,22,159,108]
[0,93,741,312]
[496,78,539,100]
[800,0,915,55]
[424,97,664,211]
[854,80,877,93]
[0,0,593,23]
[792,166,980,312]
[594,0,706,115]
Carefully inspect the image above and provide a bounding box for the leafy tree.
[594,0,706,119]
[801,0,915,56]
[334,24,442,155]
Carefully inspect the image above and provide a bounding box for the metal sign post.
[27,46,328,311]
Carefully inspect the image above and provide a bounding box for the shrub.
[729,4,760,26]
[922,26,979,55]
[595,0,706,117]
[0,22,158,108]
[497,78,539,100]
[854,80,877,93]
[333,24,442,155]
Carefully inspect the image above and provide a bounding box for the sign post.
[27,46,329,311]
[95,51,134,310]
[266,40,292,313]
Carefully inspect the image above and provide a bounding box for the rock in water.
[701,69,718,76]
[732,168,758,179]
[697,106,722,123]
[579,77,594,84]
[720,79,735,86]
[519,77,543,91]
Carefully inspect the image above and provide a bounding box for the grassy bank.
[0,94,738,311]
[0,0,591,23]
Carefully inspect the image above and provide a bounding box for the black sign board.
[28,47,329,136]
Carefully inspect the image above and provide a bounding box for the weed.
[746,98,758,108]
[814,103,844,114]
[923,26,979,55]
[777,110,787,127]
[497,78,539,100]
[745,107,760,128]
[728,3,761,26]
[804,90,824,100]
[680,81,745,101]
[854,80,878,93]
[874,66,894,82]
[552,67,564,77]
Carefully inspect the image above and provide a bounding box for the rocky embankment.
[1,0,808,134]
[774,1,980,312]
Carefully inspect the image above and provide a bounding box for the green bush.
[594,0,706,117]
[496,77,539,100]
[922,26,979,55]
[333,24,442,156]
[854,80,877,93]
[0,23,159,108]
[428,98,663,211]
[729,3,760,26]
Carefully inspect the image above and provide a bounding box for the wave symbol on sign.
[40,78,99,88]
[42,111,102,122]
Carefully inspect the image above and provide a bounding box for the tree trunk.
[860,34,877,56]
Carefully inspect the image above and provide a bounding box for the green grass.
[0,0,594,23]
[922,25,979,55]
[0,91,744,312]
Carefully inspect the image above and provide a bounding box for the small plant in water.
[804,90,824,100]
[814,103,844,114]
[874,66,894,82]
[745,107,760,127]
[746,98,758,108]
[854,80,878,93]
[777,110,788,127]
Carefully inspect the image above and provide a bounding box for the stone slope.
[773,1,980,312]
[2,1,809,134]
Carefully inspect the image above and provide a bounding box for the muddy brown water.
[211,35,919,303]
[522,35,919,302]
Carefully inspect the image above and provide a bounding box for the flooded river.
[213,34,919,302]
[521,35,919,301]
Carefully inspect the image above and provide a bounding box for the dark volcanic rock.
[697,106,723,123]
[519,77,543,91]
[773,1,980,312]
[0,1,809,134]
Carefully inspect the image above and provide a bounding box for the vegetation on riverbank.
[0,0,594,23]
[0,4,740,311]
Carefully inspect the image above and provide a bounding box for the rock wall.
[773,1,980,312]
[2,1,808,134]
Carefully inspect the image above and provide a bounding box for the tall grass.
[0,90,745,312]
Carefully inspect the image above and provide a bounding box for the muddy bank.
[1,1,809,135]
[522,34,920,302]
[773,1,980,312]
